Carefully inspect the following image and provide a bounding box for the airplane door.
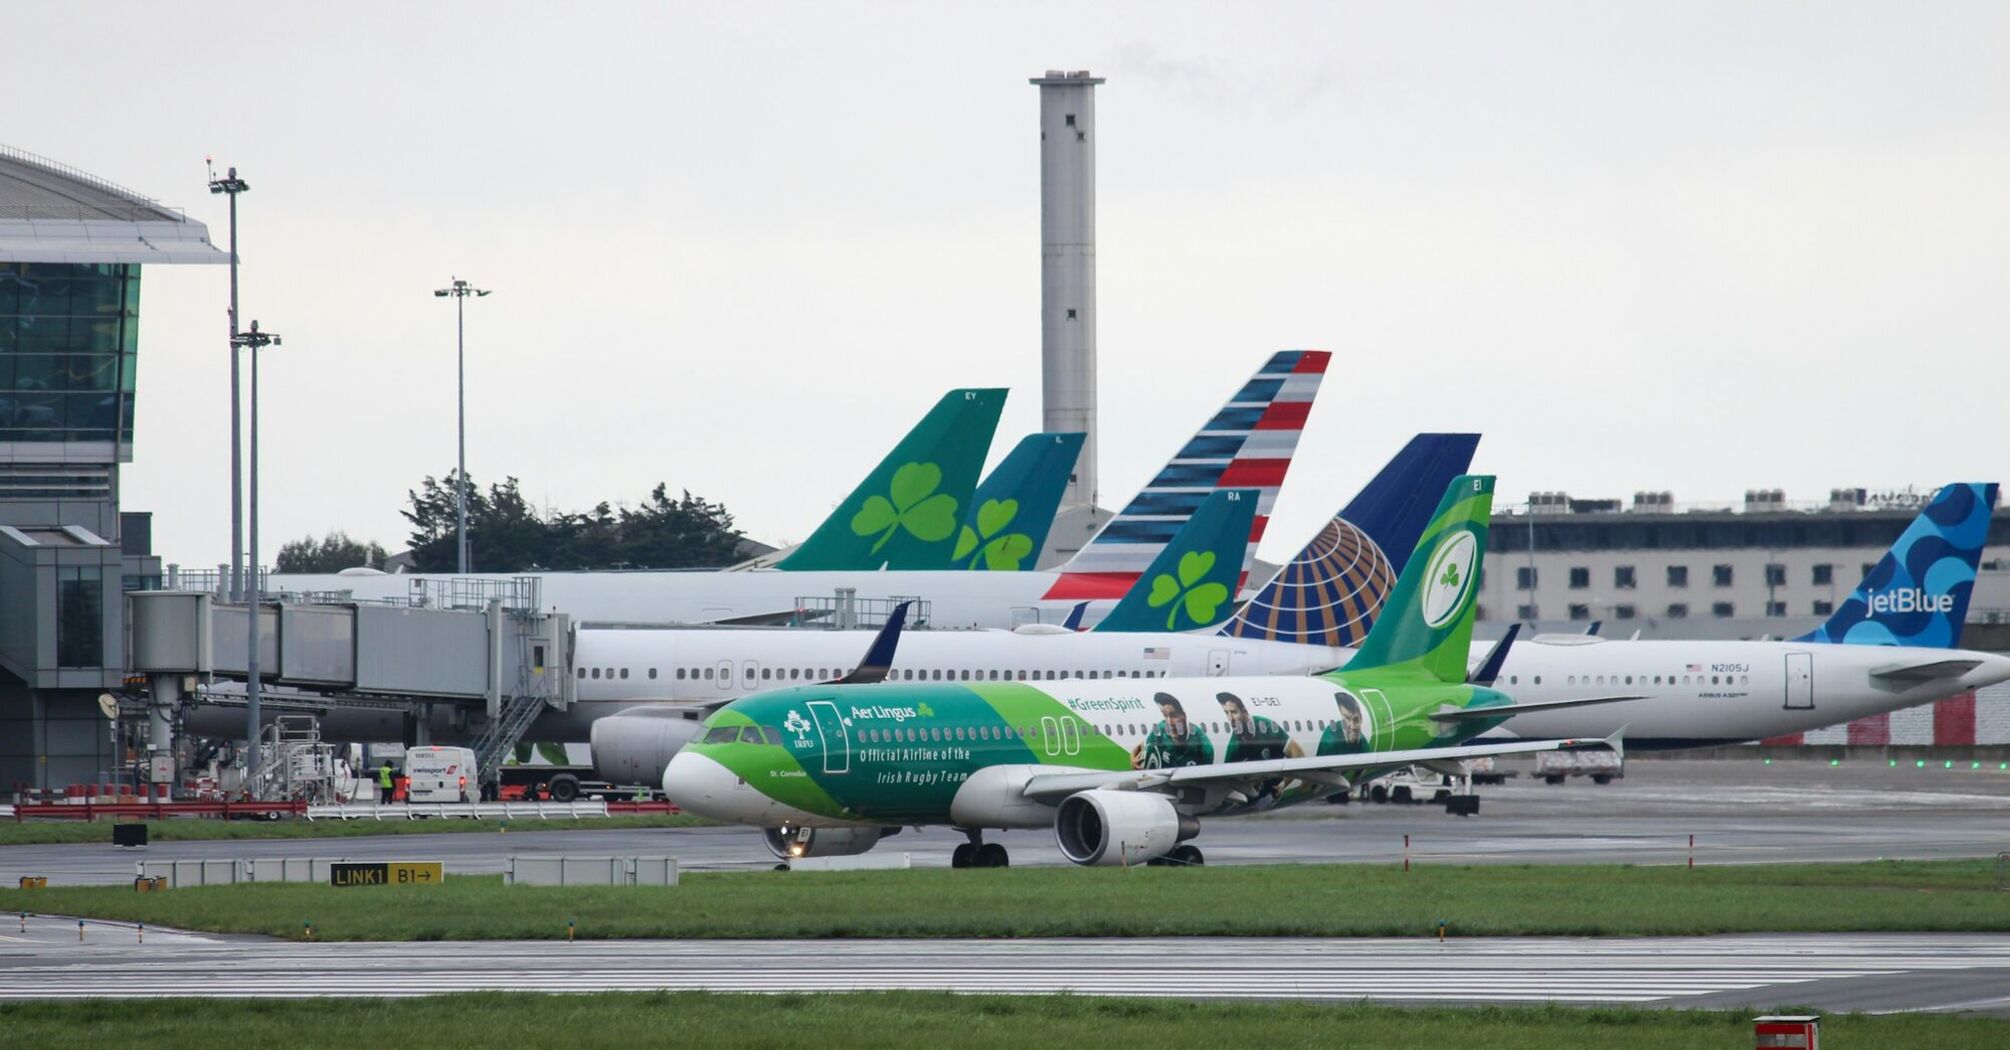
[715,661,733,694]
[1784,653,1814,710]
[1207,650,1231,677]
[806,699,851,774]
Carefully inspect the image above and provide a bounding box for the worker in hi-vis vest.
[378,761,394,803]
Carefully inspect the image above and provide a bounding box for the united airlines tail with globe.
[663,474,1623,867]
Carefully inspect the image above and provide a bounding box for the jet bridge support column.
[145,674,181,795]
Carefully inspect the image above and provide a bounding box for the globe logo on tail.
[1420,529,1478,629]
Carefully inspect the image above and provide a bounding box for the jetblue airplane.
[267,351,1331,629]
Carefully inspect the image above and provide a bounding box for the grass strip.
[0,814,712,845]
[3,859,2004,940]
[1,992,2006,1050]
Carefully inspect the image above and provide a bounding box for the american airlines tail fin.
[1794,482,1999,648]
[1047,351,1329,598]
[1094,490,1259,633]
[776,388,1007,571]
[1341,475,1494,683]
[951,432,1084,571]
[1222,433,1481,646]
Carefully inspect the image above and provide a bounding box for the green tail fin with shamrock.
[1340,475,1494,682]
[951,432,1084,571]
[1094,489,1258,633]
[777,388,1008,571]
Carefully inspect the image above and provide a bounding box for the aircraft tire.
[977,843,1009,868]
[1170,844,1204,866]
[951,843,975,869]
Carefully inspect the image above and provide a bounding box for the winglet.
[1469,623,1521,686]
[835,601,911,684]
[1584,620,1602,637]
[1061,601,1090,632]
[1603,725,1627,762]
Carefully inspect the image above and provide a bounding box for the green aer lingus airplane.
[663,475,1625,868]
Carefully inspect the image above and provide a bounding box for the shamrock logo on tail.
[952,498,1035,570]
[1146,550,1231,630]
[1439,561,1461,590]
[850,462,960,554]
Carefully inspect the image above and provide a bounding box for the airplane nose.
[661,750,740,818]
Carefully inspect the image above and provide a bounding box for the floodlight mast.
[229,320,281,779]
[206,164,249,602]
[434,278,491,574]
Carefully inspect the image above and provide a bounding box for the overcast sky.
[12,3,2007,568]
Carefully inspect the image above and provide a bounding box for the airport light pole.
[434,279,491,574]
[207,163,249,601]
[233,320,281,781]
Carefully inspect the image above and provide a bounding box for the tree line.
[274,471,746,574]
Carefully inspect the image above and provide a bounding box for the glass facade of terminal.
[0,263,140,449]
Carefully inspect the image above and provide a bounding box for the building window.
[1766,600,1786,616]
[1666,603,1688,619]
[1516,604,1538,620]
[1667,565,1688,588]
[1568,567,1590,590]
[1516,566,1537,591]
[1614,566,1636,590]
[1614,604,1636,620]
[1765,564,1786,587]
[1813,599,1834,616]
[1568,603,1590,621]
[1812,564,1833,586]
[1713,564,1734,587]
[1712,601,1735,618]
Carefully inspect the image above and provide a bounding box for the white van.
[403,746,479,803]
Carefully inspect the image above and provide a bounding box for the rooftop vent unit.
[1828,487,1868,511]
[1568,497,1622,515]
[1630,491,1674,513]
[1527,491,1571,515]
[1743,488,1787,512]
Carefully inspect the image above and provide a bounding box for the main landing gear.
[951,829,1010,869]
[1148,844,1205,867]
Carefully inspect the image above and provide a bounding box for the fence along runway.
[3,919,2007,1013]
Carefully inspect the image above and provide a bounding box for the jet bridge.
[127,584,573,794]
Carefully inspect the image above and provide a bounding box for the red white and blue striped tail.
[1046,350,1328,599]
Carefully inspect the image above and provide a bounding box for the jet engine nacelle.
[589,708,705,785]
[1053,790,1196,867]
[763,826,889,860]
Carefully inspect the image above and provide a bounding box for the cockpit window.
[703,727,740,744]
[761,726,782,745]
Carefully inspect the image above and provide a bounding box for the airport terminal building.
[0,146,222,791]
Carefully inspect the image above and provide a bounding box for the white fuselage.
[1478,635,2010,748]
[265,569,1118,631]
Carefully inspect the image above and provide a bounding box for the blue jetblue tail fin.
[1795,482,1999,648]
[951,432,1084,571]
[1095,490,1259,633]
[1221,433,1481,646]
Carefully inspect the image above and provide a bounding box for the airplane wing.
[1870,658,1983,683]
[1427,694,1646,723]
[1018,731,1623,803]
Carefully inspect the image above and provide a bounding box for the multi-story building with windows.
[0,146,222,791]
[1476,488,2010,640]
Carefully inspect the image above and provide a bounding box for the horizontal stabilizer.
[1870,658,1983,683]
[1429,695,1647,723]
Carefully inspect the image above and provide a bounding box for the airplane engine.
[1053,790,1196,867]
[763,826,889,860]
[590,709,705,785]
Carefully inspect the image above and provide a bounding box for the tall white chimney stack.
[1031,69,1104,509]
